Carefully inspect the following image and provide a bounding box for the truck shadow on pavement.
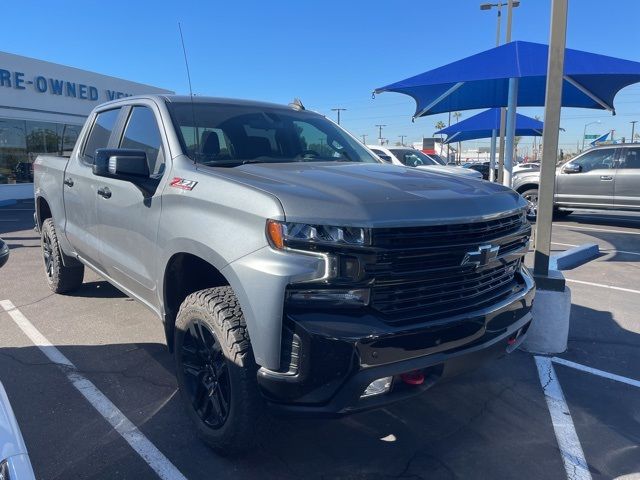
[70,280,128,299]
[2,304,638,479]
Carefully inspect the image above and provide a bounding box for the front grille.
[369,212,529,325]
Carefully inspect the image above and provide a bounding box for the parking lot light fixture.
[582,120,601,151]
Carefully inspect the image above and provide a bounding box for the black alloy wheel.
[42,228,54,281]
[181,319,232,429]
[521,188,539,220]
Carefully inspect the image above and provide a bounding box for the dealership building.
[0,51,172,203]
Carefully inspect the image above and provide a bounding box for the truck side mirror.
[562,163,581,174]
[93,149,149,179]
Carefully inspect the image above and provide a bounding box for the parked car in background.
[464,162,498,181]
[513,162,540,174]
[512,144,640,218]
[0,238,9,268]
[0,383,36,479]
[367,145,483,179]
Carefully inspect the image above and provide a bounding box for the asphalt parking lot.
[1,200,639,480]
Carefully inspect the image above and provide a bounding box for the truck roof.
[97,94,299,111]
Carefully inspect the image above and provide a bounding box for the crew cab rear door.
[64,107,121,270]
[94,102,167,309]
[614,146,640,209]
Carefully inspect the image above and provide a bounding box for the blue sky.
[2,0,640,153]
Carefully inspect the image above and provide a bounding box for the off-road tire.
[174,286,267,455]
[41,218,84,293]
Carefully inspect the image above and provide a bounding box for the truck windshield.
[167,102,380,166]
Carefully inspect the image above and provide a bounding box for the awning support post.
[503,77,519,187]
[489,128,497,182]
[534,0,567,283]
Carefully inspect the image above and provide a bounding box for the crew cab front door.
[94,103,167,309]
[615,146,640,209]
[555,148,617,209]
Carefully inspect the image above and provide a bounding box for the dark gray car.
[513,144,640,217]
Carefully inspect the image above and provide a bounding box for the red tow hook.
[507,328,523,346]
[400,370,425,385]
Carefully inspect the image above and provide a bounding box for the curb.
[550,243,599,270]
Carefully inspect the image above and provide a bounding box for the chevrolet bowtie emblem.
[462,244,500,268]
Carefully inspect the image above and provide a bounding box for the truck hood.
[416,164,483,178]
[208,162,526,226]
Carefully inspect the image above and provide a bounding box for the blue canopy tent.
[434,108,543,143]
[374,40,640,185]
[373,41,640,118]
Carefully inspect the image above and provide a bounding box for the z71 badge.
[170,177,198,190]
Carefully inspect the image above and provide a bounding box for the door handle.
[97,187,112,199]
[63,178,74,187]
[600,175,613,181]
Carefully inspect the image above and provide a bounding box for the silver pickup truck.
[34,95,534,454]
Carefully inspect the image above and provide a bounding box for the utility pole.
[361,134,367,144]
[398,135,407,146]
[331,108,346,125]
[375,124,386,145]
[631,120,637,143]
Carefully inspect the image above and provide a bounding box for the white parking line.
[552,242,640,256]
[565,278,640,295]
[554,224,640,235]
[552,357,640,389]
[0,300,186,480]
[535,356,592,480]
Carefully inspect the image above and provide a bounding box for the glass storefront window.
[0,118,82,184]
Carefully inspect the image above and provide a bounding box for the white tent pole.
[489,128,497,182]
[503,78,519,187]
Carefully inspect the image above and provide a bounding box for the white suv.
[367,146,483,179]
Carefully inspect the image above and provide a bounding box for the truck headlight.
[266,220,370,250]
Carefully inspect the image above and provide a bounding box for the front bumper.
[258,266,535,417]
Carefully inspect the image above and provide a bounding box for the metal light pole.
[581,120,600,151]
[331,108,346,125]
[481,1,519,182]
[375,125,386,145]
[533,0,567,284]
[398,135,407,146]
[631,120,637,143]
[480,1,520,44]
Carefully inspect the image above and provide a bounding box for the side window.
[120,107,165,177]
[620,148,640,169]
[572,149,616,173]
[83,108,121,162]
